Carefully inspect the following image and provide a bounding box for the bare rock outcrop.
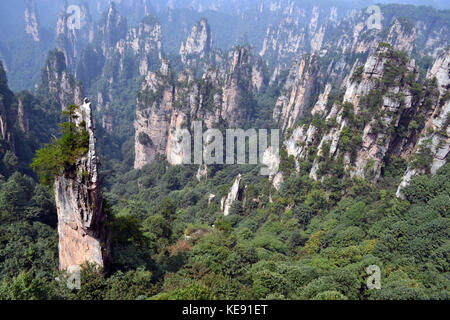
[259,4,337,72]
[134,46,264,169]
[54,99,109,271]
[221,174,242,216]
[280,43,446,186]
[56,1,94,70]
[97,2,128,57]
[273,54,318,132]
[17,95,30,134]
[0,62,12,142]
[180,18,213,66]
[397,49,450,196]
[222,47,263,125]
[115,15,163,76]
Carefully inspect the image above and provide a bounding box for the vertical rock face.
[273,54,318,132]
[397,49,450,196]
[97,2,128,57]
[25,0,40,42]
[0,61,15,148]
[115,15,163,76]
[280,43,447,188]
[221,47,263,126]
[54,98,109,271]
[342,48,417,180]
[259,3,338,74]
[17,96,30,134]
[56,2,94,70]
[259,11,305,71]
[37,50,84,111]
[82,10,162,135]
[180,18,213,65]
[268,5,449,190]
[0,62,10,141]
[271,9,450,136]
[0,99,8,142]
[134,61,174,169]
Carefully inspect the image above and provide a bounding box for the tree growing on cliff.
[31,104,89,185]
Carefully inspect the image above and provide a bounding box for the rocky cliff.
[180,18,213,66]
[134,46,264,169]
[37,50,84,111]
[397,49,450,196]
[56,2,94,71]
[25,0,40,42]
[271,7,450,134]
[72,5,163,134]
[270,30,448,199]
[260,4,337,72]
[221,174,242,216]
[0,61,14,147]
[278,41,447,196]
[273,54,318,132]
[115,15,163,77]
[54,98,109,271]
[97,2,128,58]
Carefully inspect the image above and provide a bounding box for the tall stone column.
[54,98,109,270]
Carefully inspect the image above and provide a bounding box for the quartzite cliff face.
[41,2,448,198]
[25,0,40,42]
[56,2,94,71]
[133,19,265,169]
[54,99,109,270]
[180,18,213,67]
[397,49,450,196]
[278,42,449,196]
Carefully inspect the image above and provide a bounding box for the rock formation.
[0,61,16,149]
[221,47,264,125]
[134,46,264,169]
[54,98,109,271]
[397,49,450,196]
[97,2,128,57]
[72,6,163,134]
[17,95,30,134]
[37,50,84,111]
[24,0,40,42]
[180,18,213,65]
[115,15,163,76]
[56,1,94,70]
[0,62,11,142]
[273,54,318,132]
[221,174,242,216]
[259,4,339,76]
[278,41,447,194]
